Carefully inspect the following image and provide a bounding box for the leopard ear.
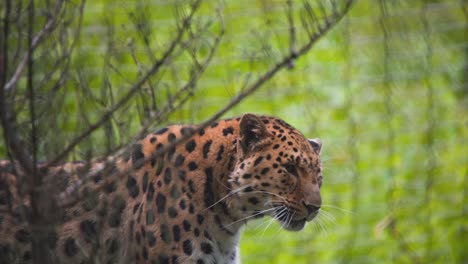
[308,138,322,154]
[239,114,270,153]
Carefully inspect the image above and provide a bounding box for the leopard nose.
[303,202,321,215]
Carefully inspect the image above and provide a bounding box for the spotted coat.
[0,114,323,264]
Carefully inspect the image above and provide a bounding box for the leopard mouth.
[274,208,306,231]
[274,207,319,231]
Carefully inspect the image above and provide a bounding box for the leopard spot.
[146,210,155,225]
[80,219,97,241]
[183,220,191,231]
[201,242,213,254]
[172,225,181,242]
[174,154,185,167]
[156,193,166,213]
[164,168,172,185]
[197,214,204,225]
[126,175,140,198]
[147,231,156,247]
[154,127,168,135]
[185,140,196,153]
[147,183,155,202]
[222,126,234,136]
[132,144,145,169]
[188,162,198,171]
[168,206,178,218]
[160,224,171,243]
[168,133,176,143]
[182,239,193,255]
[202,140,213,159]
[142,172,149,193]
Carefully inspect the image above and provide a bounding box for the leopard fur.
[0,113,323,264]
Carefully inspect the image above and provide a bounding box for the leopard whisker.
[245,190,287,202]
[256,206,286,235]
[318,209,337,225]
[225,207,278,228]
[201,184,253,212]
[266,206,288,231]
[312,215,329,236]
[321,204,356,215]
[286,210,295,228]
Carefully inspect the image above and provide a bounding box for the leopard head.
[229,114,323,231]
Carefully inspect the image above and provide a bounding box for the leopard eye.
[284,164,298,177]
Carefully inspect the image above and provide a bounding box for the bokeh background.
[1,0,466,263]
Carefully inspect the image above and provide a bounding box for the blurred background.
[1,0,466,263]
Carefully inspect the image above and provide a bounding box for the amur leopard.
[0,113,323,264]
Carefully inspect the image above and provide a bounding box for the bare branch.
[3,0,64,92]
[56,0,356,207]
[287,0,297,69]
[45,0,203,167]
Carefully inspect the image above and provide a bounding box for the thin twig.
[287,0,297,69]
[45,0,203,167]
[57,0,356,206]
[3,0,64,92]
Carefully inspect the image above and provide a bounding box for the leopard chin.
[279,211,319,231]
[280,219,306,231]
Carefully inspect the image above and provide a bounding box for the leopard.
[0,113,323,264]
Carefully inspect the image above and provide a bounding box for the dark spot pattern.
[201,242,213,254]
[183,240,193,255]
[126,175,140,198]
[168,206,178,218]
[168,133,176,143]
[248,197,259,205]
[142,172,149,193]
[183,220,191,231]
[188,180,196,193]
[147,232,156,247]
[242,173,252,179]
[146,210,155,224]
[216,145,225,161]
[154,127,168,135]
[160,224,171,243]
[188,162,198,171]
[172,225,181,242]
[202,140,213,159]
[109,195,126,227]
[181,127,194,136]
[254,156,263,166]
[174,154,185,167]
[185,140,196,153]
[80,219,97,241]
[204,167,215,209]
[164,168,172,185]
[156,193,166,213]
[197,214,204,225]
[222,126,234,136]
[147,183,155,202]
[132,144,145,169]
